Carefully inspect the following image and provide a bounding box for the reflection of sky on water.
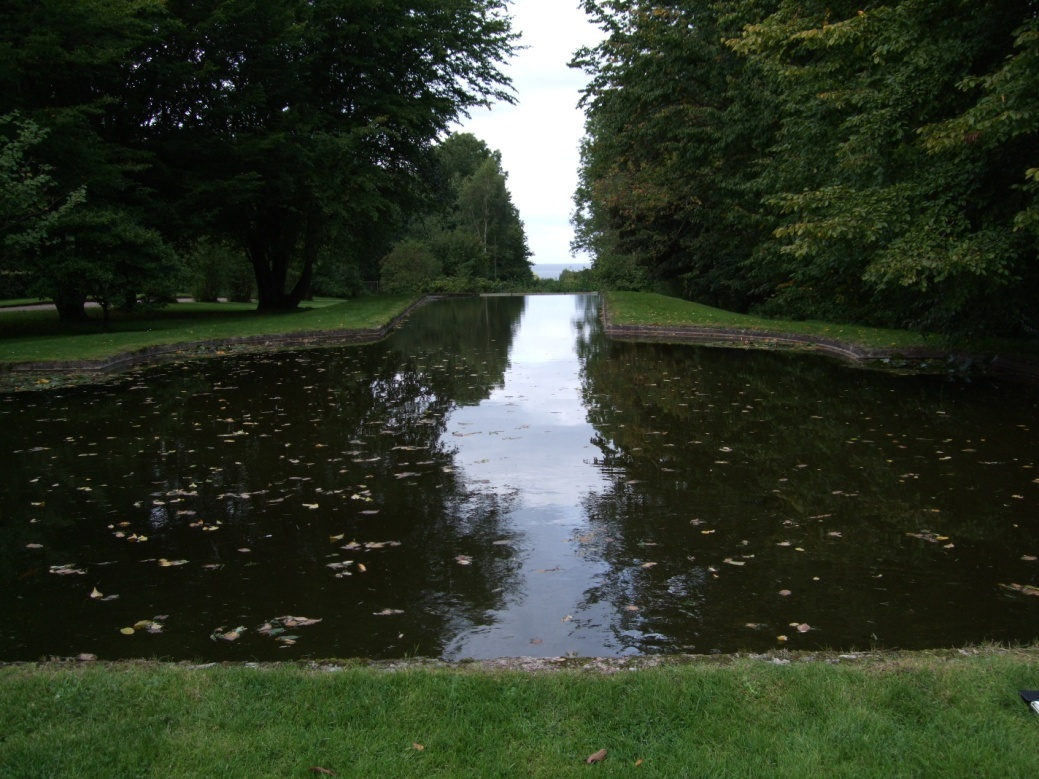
[442,295,623,658]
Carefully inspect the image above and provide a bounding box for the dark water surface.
[2,294,1038,661]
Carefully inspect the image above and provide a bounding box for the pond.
[2,294,1038,661]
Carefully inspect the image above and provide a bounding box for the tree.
[380,238,442,293]
[457,156,531,281]
[136,0,519,310]
[382,131,531,288]
[0,0,176,319]
[572,0,777,307]
[0,114,84,264]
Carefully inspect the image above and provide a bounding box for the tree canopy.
[381,132,532,291]
[574,1,1039,336]
[1,0,520,316]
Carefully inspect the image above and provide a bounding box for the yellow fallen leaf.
[329,533,344,542]
[412,743,425,751]
[90,587,104,600]
[120,627,135,635]
[586,749,607,764]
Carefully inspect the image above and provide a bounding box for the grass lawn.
[2,650,1038,778]
[603,291,934,352]
[0,296,416,366]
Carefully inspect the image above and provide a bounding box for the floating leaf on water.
[120,627,135,635]
[356,563,367,573]
[329,533,344,542]
[624,604,639,612]
[158,559,189,567]
[280,616,322,628]
[561,615,573,622]
[25,543,44,549]
[50,564,86,576]
[90,587,104,600]
[797,623,811,633]
[302,503,319,509]
[777,635,788,642]
[373,608,404,616]
[455,555,473,566]
[999,583,1039,597]
[641,562,657,569]
[211,625,245,641]
[778,589,792,597]
[722,558,745,566]
[827,531,843,538]
[1022,556,1038,562]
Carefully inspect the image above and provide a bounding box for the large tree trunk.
[248,210,320,310]
[248,214,297,311]
[53,290,88,321]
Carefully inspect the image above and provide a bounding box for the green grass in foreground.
[604,291,932,351]
[0,296,415,365]
[2,653,1039,778]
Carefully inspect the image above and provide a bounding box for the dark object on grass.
[1018,690,1039,714]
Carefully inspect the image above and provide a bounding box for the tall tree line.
[573,1,1039,336]
[0,0,519,318]
[380,132,532,293]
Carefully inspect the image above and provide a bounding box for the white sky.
[454,0,603,266]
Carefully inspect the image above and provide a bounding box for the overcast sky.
[453,0,603,267]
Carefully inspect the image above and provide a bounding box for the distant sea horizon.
[532,262,590,280]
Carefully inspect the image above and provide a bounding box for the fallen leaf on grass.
[308,767,337,776]
[586,749,607,764]
[412,743,425,751]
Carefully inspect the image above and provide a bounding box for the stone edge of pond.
[600,304,1039,381]
[5,645,1038,674]
[0,297,433,392]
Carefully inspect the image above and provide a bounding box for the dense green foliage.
[574,1,1039,336]
[0,0,519,318]
[382,132,533,291]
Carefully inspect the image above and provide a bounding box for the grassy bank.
[604,291,932,352]
[2,650,1038,777]
[0,296,415,366]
